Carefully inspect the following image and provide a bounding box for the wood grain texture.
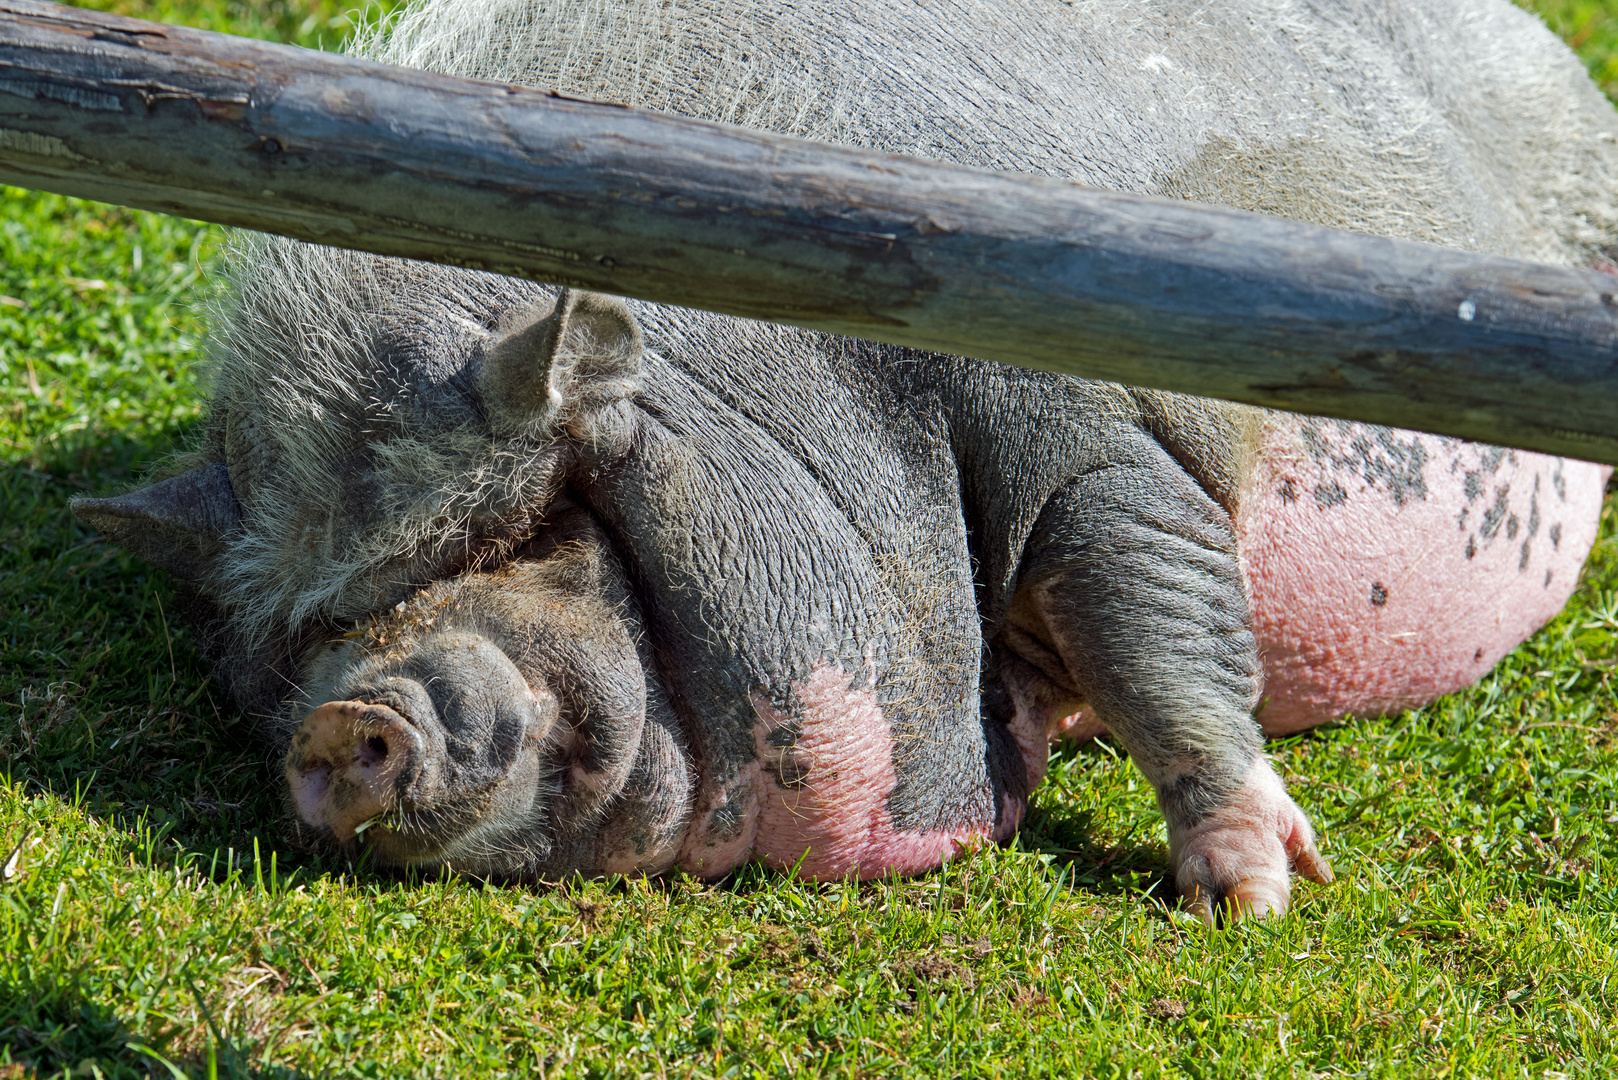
[2,0,1617,461]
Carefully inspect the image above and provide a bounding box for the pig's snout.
[287,630,556,864]
[287,700,431,841]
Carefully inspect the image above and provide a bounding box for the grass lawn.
[4,1,1618,1076]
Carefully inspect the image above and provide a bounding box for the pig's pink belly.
[1239,419,1608,734]
[676,665,1031,881]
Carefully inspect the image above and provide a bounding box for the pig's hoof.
[1170,760,1333,925]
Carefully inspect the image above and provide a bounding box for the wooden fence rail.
[2,0,1617,461]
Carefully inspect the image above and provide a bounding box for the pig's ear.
[71,463,241,584]
[480,288,643,438]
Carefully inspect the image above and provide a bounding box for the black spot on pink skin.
[1464,471,1483,501]
[1545,569,1554,588]
[1554,461,1567,502]
[1370,582,1388,607]
[1519,540,1531,571]
[1527,494,1540,539]
[1506,514,1519,540]
[708,802,745,840]
[1466,535,1477,560]
[1314,481,1348,509]
[761,725,808,788]
[1298,420,1429,505]
[770,757,809,788]
[1480,485,1510,542]
[1550,522,1562,549]
[1474,648,1484,662]
[1278,478,1296,504]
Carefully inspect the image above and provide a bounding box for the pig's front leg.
[1003,435,1332,921]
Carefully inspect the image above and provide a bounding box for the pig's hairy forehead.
[190,240,561,651]
[207,237,546,407]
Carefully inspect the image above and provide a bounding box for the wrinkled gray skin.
[73,0,1618,918]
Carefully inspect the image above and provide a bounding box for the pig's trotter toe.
[1171,760,1331,924]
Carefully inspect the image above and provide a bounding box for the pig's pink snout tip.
[286,700,425,842]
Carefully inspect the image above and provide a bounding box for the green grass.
[1533,0,1618,96]
[3,1,1618,1076]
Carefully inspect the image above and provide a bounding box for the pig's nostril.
[288,700,428,841]
[360,735,389,766]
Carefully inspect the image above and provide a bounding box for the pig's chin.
[346,745,558,878]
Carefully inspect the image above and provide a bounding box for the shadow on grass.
[0,423,315,881]
[1018,736,1179,903]
[1018,805,1176,902]
[0,979,308,1080]
[8,411,199,494]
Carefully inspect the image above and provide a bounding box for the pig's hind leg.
[1002,432,1331,920]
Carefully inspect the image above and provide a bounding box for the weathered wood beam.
[2,0,1617,462]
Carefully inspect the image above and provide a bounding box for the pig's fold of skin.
[71,0,1618,918]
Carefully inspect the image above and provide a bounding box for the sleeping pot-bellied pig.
[73,0,1618,919]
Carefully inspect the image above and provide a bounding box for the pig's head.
[282,506,691,876]
[72,247,692,876]
[77,242,643,648]
[78,487,694,877]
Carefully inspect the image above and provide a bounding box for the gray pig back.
[188,0,1618,673]
[364,0,1618,267]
